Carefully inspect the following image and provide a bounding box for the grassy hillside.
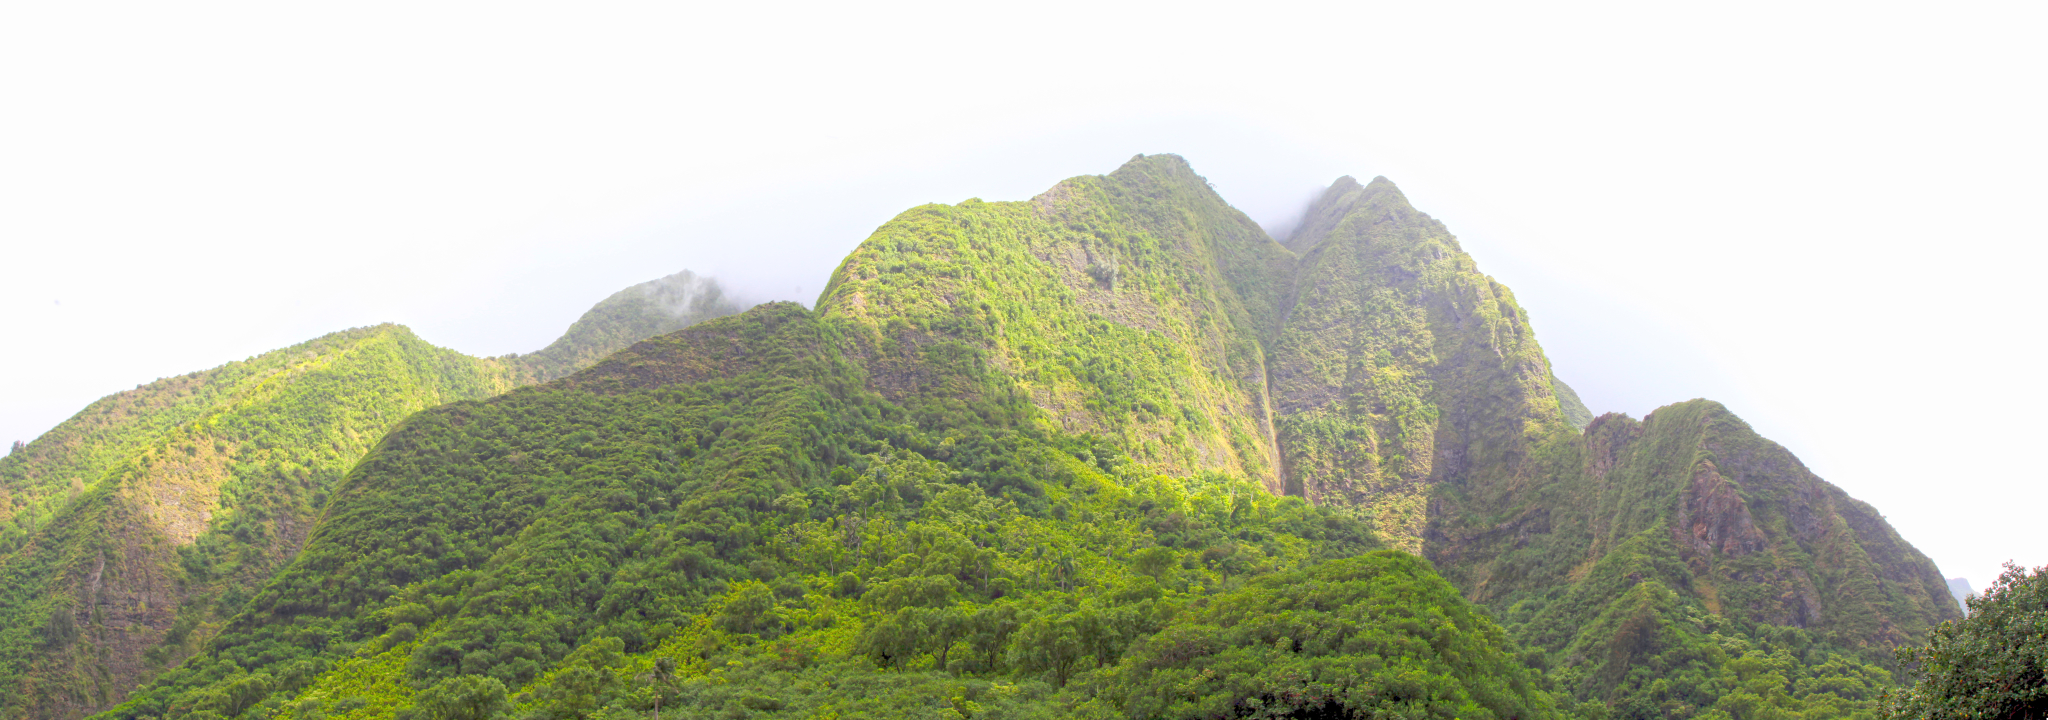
[0,273,738,719]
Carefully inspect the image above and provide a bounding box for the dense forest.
[0,156,1971,719]
[0,272,740,718]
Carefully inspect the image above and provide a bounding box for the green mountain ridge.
[6,155,1959,720]
[0,272,740,719]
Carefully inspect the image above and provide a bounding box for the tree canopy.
[1887,563,2048,720]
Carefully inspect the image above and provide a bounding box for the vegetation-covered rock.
[4,155,1968,720]
[100,302,1549,720]
[509,270,744,382]
[1434,401,1961,717]
[0,272,737,719]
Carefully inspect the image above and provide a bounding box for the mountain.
[95,158,1558,720]
[37,155,1956,720]
[508,270,741,382]
[1259,175,1960,715]
[1947,578,1973,612]
[0,271,739,719]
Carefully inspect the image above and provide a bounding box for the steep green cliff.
[99,303,1553,720]
[0,327,521,718]
[819,156,1293,488]
[93,159,1558,720]
[0,272,737,719]
[18,155,1959,720]
[1268,176,1575,552]
[1432,401,1959,717]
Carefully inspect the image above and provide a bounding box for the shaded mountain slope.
[1428,400,1959,714]
[1256,172,1957,712]
[1268,176,1576,551]
[0,272,737,719]
[1551,377,1594,430]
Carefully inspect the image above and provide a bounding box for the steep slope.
[1265,174,1958,715]
[50,155,1961,720]
[97,160,1558,720]
[102,304,1553,720]
[1268,176,1576,551]
[820,155,1294,490]
[1428,401,1960,716]
[1551,377,1594,430]
[0,326,520,718]
[1946,578,1972,611]
[0,271,737,719]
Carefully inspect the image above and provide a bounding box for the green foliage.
[1086,551,1554,719]
[409,675,510,720]
[95,301,1556,720]
[1552,376,1594,430]
[1886,562,2048,719]
[0,325,522,719]
[1443,401,1960,718]
[1268,176,1569,553]
[0,270,734,719]
[509,269,744,382]
[818,154,1295,490]
[2,155,1963,720]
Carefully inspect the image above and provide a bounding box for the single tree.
[1887,562,2048,719]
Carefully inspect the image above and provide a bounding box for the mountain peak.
[1281,175,1424,254]
[514,269,745,381]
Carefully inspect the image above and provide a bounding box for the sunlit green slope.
[0,326,522,719]
[96,158,1558,720]
[819,155,1294,489]
[66,155,1961,720]
[102,302,1554,720]
[0,271,738,719]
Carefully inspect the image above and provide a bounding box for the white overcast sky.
[2,3,2041,592]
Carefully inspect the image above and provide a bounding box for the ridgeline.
[1,156,1958,720]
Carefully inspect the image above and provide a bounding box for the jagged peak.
[1362,175,1403,195]
[1282,175,1426,255]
